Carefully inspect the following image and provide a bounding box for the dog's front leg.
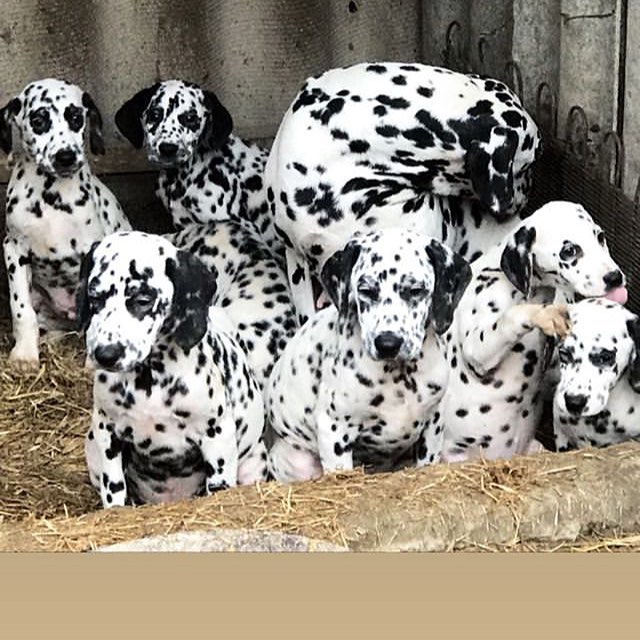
[286,247,315,325]
[3,236,40,368]
[201,408,239,493]
[460,303,570,376]
[316,403,357,473]
[91,411,128,508]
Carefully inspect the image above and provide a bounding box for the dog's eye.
[589,348,616,368]
[357,284,379,301]
[132,293,155,308]
[559,242,583,262]
[178,110,200,130]
[596,230,606,246]
[29,109,50,134]
[146,107,163,124]
[557,347,573,365]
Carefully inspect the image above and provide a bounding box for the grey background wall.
[0,0,636,193]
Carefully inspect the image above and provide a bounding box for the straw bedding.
[2,328,640,553]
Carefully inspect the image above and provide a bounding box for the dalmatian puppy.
[265,228,472,483]
[264,61,540,321]
[550,298,640,451]
[78,231,268,507]
[1,78,131,368]
[428,201,628,465]
[167,221,297,389]
[114,80,283,261]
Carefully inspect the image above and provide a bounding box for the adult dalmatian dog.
[265,228,472,483]
[264,61,541,321]
[426,201,628,465]
[114,80,283,262]
[550,298,640,451]
[79,231,268,507]
[167,221,297,389]
[1,78,131,368]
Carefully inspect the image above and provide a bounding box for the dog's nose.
[158,142,178,159]
[603,269,624,290]
[93,343,125,369]
[54,148,77,169]
[374,332,404,359]
[564,392,588,415]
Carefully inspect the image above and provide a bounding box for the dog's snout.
[603,270,624,290]
[158,142,178,159]
[374,332,404,359]
[564,392,588,415]
[94,343,126,369]
[54,148,78,169]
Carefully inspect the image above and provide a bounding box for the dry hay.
[0,325,99,523]
[2,326,640,553]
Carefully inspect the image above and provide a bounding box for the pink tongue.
[604,286,628,305]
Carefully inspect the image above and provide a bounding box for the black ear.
[76,241,100,332]
[0,97,21,155]
[467,126,518,221]
[200,90,233,148]
[500,225,536,295]
[164,250,218,352]
[626,317,640,392]
[320,240,361,316]
[114,84,160,149]
[82,92,105,155]
[425,240,473,335]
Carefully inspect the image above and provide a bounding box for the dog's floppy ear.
[467,126,518,221]
[76,241,100,332]
[164,250,217,352]
[425,240,472,334]
[82,92,105,155]
[320,240,361,316]
[626,317,640,392]
[0,97,21,155]
[114,84,160,149]
[200,90,233,149]
[500,225,536,296]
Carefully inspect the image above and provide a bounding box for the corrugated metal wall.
[0,0,636,191]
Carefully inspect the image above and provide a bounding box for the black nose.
[54,148,77,168]
[564,393,588,415]
[94,343,125,369]
[158,142,178,158]
[374,332,404,359]
[603,270,623,290]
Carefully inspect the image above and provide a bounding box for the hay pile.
[0,326,99,523]
[2,327,640,553]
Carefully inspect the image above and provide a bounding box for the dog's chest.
[96,364,224,452]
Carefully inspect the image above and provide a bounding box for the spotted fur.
[79,231,267,507]
[1,78,131,368]
[430,201,626,464]
[264,61,540,321]
[265,228,471,483]
[552,298,640,450]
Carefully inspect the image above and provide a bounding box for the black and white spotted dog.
[429,201,627,464]
[551,298,640,451]
[1,78,131,368]
[264,61,540,320]
[265,228,472,483]
[115,80,282,260]
[167,221,298,389]
[78,231,267,507]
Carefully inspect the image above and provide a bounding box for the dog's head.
[77,231,217,372]
[500,201,626,300]
[320,228,472,362]
[115,80,233,166]
[0,78,104,176]
[554,298,640,417]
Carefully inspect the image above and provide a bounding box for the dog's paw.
[8,347,40,371]
[530,303,571,338]
[524,439,546,455]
